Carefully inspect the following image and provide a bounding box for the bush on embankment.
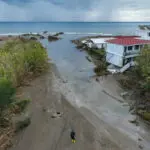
[118,45,150,122]
[0,38,49,87]
[0,38,49,134]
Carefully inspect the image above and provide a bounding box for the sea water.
[0,22,150,35]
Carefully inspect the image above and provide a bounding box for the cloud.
[0,0,149,21]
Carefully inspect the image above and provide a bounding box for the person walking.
[70,130,76,143]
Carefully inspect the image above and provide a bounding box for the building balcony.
[124,50,140,58]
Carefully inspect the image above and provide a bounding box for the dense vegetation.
[136,45,150,92]
[0,38,49,149]
[119,45,150,122]
[89,49,109,76]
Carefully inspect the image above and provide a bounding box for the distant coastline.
[0,22,149,36]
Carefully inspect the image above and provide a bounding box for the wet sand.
[6,34,150,150]
[10,68,121,150]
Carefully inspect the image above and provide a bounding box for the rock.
[122,103,129,107]
[43,31,48,34]
[12,112,31,132]
[139,145,144,149]
[138,138,142,141]
[54,32,64,36]
[51,112,63,118]
[0,117,10,128]
[86,56,92,62]
[48,35,59,42]
[129,119,139,126]
[63,80,68,83]
[58,32,64,35]
[137,104,146,110]
[30,37,37,40]
[120,91,129,97]
[42,107,47,112]
[129,119,137,124]
[40,35,45,39]
[96,78,99,82]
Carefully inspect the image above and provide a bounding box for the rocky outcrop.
[43,31,48,34]
[48,35,60,42]
[53,32,64,36]
[40,36,45,39]
[30,37,37,40]
[12,112,31,132]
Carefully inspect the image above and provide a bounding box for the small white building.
[106,37,150,68]
[90,37,114,49]
[136,26,150,40]
[82,37,114,49]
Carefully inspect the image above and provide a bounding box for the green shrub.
[136,45,150,92]
[0,77,15,109]
[10,99,30,114]
[0,38,48,111]
[0,39,49,87]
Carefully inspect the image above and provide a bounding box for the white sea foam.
[0,33,24,36]
[0,32,112,36]
[0,32,40,36]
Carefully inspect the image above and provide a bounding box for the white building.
[106,37,150,69]
[90,37,114,49]
[82,36,114,49]
[136,26,150,40]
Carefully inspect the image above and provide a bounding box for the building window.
[140,45,143,49]
[135,45,139,50]
[124,46,127,52]
[128,46,132,51]
[148,32,150,36]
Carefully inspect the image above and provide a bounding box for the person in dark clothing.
[70,130,76,143]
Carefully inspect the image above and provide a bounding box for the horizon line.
[0,21,150,23]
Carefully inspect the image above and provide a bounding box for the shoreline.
[51,65,145,150]
[0,32,112,36]
[0,34,149,150]
[9,66,121,150]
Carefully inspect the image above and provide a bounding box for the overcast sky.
[0,0,149,21]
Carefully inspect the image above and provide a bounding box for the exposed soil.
[9,68,121,150]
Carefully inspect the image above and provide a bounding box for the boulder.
[30,37,37,40]
[40,36,45,39]
[54,32,64,36]
[120,92,129,97]
[51,112,63,118]
[43,31,48,34]
[12,112,31,132]
[48,35,59,42]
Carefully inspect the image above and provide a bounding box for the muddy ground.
[9,68,121,150]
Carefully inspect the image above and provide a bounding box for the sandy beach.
[6,61,146,150]
[9,66,121,150]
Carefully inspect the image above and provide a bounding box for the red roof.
[114,35,140,39]
[106,38,150,46]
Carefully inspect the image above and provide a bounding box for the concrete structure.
[81,39,97,48]
[106,37,150,68]
[136,25,150,40]
[90,37,113,49]
[82,36,140,50]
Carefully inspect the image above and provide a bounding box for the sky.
[0,0,149,22]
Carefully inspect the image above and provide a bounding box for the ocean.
[0,22,150,35]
